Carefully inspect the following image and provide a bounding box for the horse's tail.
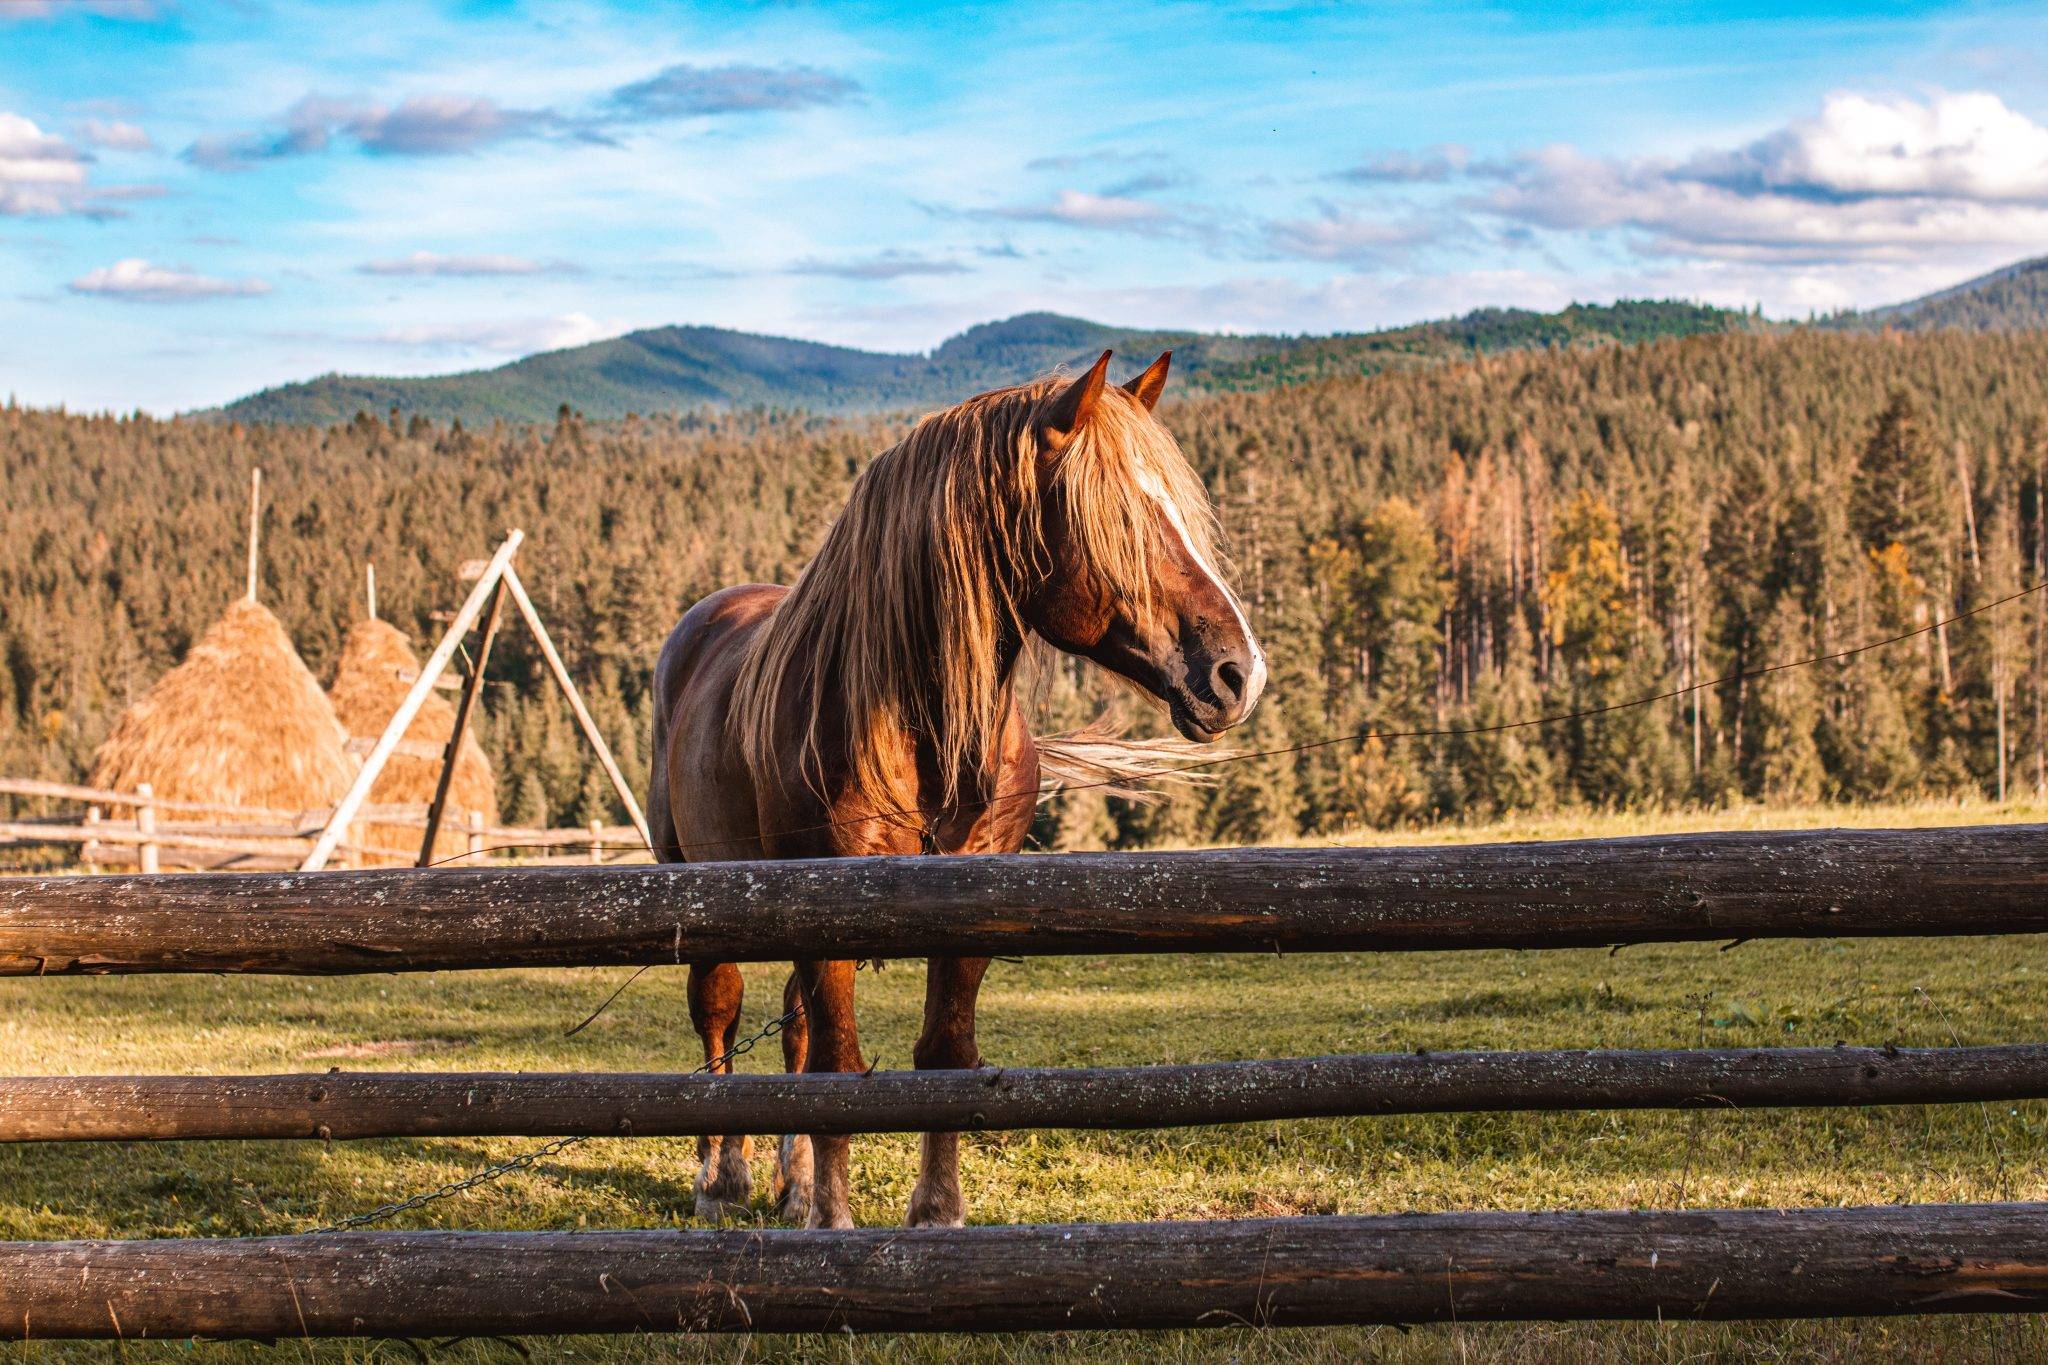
[1032,716,1232,804]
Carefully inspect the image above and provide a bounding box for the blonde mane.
[730,374,1221,816]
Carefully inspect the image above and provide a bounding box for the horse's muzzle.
[1168,633,1266,741]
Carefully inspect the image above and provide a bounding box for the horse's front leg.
[772,969,814,1224]
[686,962,752,1219]
[906,955,990,1227]
[794,957,864,1229]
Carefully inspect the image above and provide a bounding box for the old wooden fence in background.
[0,776,643,870]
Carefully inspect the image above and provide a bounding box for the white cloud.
[69,259,272,302]
[1263,205,1437,263]
[375,312,627,353]
[1065,269,1582,338]
[186,93,559,168]
[358,250,570,277]
[977,189,1175,231]
[609,64,860,119]
[183,59,865,172]
[74,118,152,151]
[0,0,154,19]
[788,250,968,279]
[1336,144,1471,185]
[1684,91,2048,202]
[0,111,88,215]
[354,95,552,155]
[1475,91,2048,265]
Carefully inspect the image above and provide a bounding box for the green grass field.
[5,798,2048,1361]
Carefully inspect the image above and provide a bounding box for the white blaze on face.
[1135,465,1269,713]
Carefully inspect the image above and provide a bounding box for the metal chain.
[305,984,817,1235]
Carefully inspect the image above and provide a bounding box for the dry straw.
[88,599,356,818]
[328,616,498,863]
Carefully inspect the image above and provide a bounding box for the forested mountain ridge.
[1830,255,2048,333]
[210,253,2048,428]
[213,300,1758,426]
[11,329,2048,849]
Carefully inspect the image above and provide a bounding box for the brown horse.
[647,349,1265,1228]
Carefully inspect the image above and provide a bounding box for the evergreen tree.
[1209,706,1300,845]
[1822,663,1921,801]
[1851,391,1948,567]
[1441,621,1556,818]
[1750,598,1826,802]
[507,771,550,829]
[1050,789,1118,851]
[575,766,616,827]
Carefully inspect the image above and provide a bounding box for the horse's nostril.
[1214,659,1245,705]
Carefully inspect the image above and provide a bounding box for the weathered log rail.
[6,824,2048,975]
[7,1043,2046,1142]
[6,827,2048,1339]
[5,1204,2047,1338]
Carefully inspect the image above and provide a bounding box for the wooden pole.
[364,561,377,621]
[134,783,158,876]
[5,1043,2045,1143]
[5,1204,2047,1339]
[300,531,523,872]
[8,824,2048,976]
[500,566,652,850]
[417,580,505,867]
[467,809,484,863]
[245,468,262,603]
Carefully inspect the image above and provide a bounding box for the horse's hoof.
[775,1184,813,1225]
[904,1210,966,1228]
[693,1164,753,1223]
[693,1191,748,1222]
[904,1185,965,1228]
[806,1206,856,1230]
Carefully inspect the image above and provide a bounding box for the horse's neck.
[827,620,1024,822]
[906,624,1023,798]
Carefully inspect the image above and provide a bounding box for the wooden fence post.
[588,821,603,865]
[82,806,100,874]
[135,784,158,875]
[466,810,483,864]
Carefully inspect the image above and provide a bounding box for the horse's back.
[650,584,787,863]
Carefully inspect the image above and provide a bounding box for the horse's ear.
[1122,351,1171,412]
[1038,350,1112,453]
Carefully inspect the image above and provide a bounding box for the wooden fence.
[0,776,644,869]
[2,826,2047,1339]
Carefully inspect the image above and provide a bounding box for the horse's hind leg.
[792,958,864,1228]
[772,969,814,1224]
[686,962,752,1219]
[906,955,990,1227]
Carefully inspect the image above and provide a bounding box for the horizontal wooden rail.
[3,824,2046,975]
[0,777,429,823]
[0,821,323,857]
[5,1204,2046,1338]
[7,1044,2045,1142]
[0,776,633,848]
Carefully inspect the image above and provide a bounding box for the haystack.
[328,616,498,863]
[89,598,356,815]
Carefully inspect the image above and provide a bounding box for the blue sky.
[4,0,2048,413]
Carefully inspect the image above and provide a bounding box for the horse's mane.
[730,374,1220,815]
